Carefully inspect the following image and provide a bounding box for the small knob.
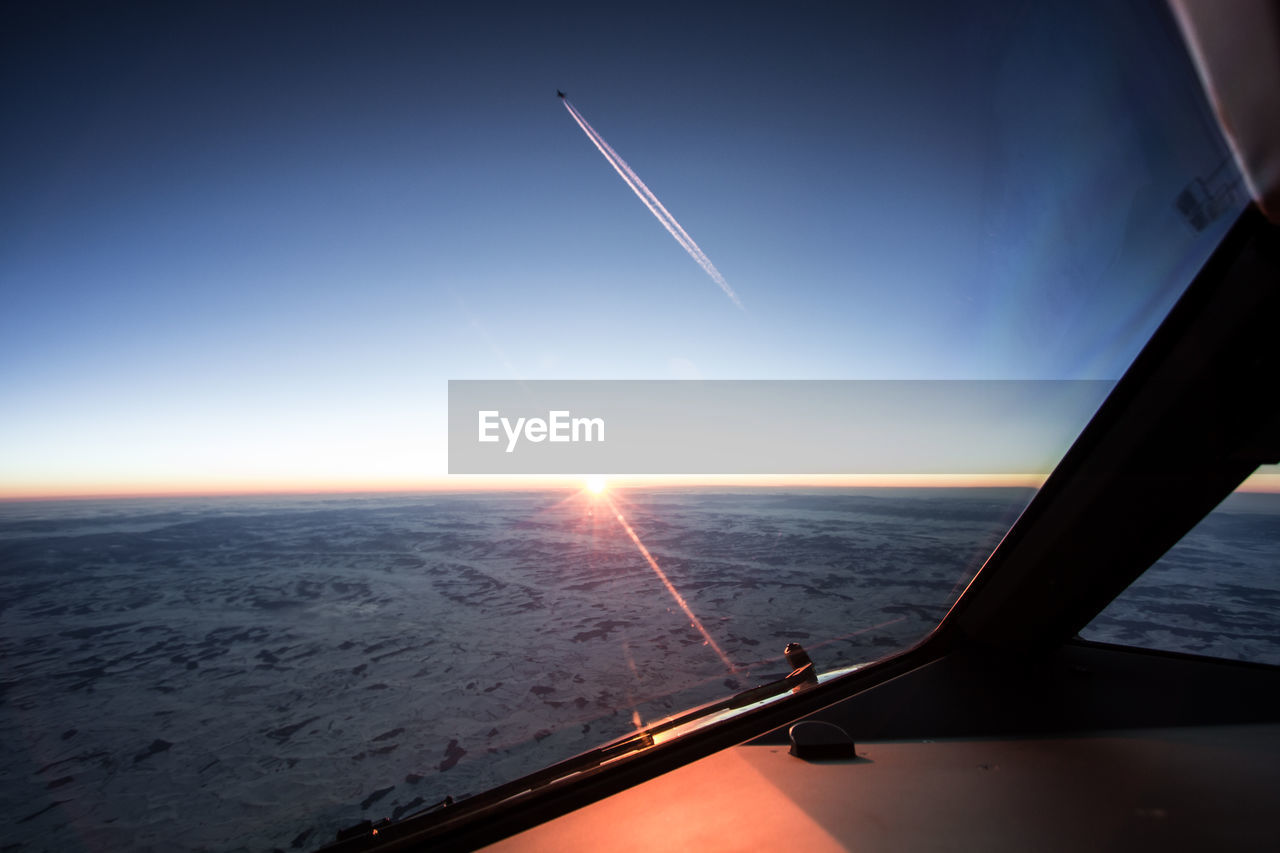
[784,642,819,692]
[783,642,812,670]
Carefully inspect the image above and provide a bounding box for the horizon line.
[1,473,1053,502]
[2,470,1279,502]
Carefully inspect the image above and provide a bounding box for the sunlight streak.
[620,637,646,731]
[605,493,739,674]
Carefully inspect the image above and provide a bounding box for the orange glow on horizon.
[4,469,1278,502]
[0,473,1059,502]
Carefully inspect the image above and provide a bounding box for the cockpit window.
[1081,469,1280,666]
[0,1,1253,850]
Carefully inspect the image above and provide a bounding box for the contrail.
[562,98,743,311]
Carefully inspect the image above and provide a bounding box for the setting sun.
[584,476,608,495]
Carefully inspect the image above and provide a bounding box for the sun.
[584,476,608,495]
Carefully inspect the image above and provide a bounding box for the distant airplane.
[557,90,566,99]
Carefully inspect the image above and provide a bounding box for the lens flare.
[604,494,738,674]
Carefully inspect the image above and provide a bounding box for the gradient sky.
[0,0,1252,496]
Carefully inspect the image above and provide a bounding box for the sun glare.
[584,476,608,495]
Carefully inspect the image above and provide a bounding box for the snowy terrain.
[1082,491,1280,664]
[1,486,1272,852]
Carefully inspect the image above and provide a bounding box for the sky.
[0,0,1257,497]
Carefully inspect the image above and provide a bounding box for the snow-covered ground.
[2,486,1271,851]
[1082,491,1280,664]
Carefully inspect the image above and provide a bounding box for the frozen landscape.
[0,486,1274,852]
[1082,491,1280,664]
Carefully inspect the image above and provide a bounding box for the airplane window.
[1080,467,1280,666]
[0,1,1254,850]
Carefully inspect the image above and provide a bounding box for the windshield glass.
[1081,466,1280,666]
[0,1,1248,850]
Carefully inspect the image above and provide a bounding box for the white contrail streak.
[562,99,743,311]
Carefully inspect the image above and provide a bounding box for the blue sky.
[0,1,1244,495]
